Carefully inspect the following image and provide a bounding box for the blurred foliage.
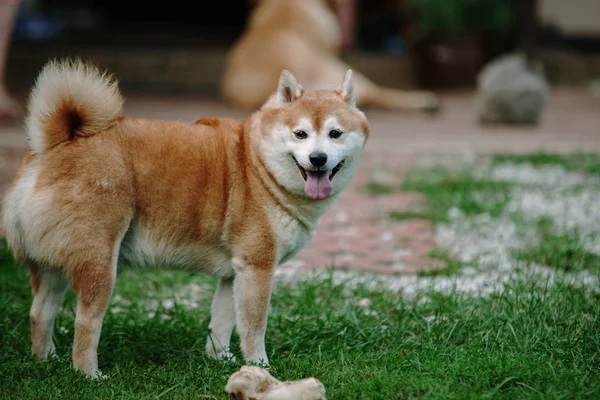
[407,0,516,38]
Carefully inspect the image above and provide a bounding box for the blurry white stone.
[358,298,372,309]
[476,52,549,125]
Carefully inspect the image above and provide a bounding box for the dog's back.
[2,60,244,272]
[221,0,341,110]
[246,0,341,53]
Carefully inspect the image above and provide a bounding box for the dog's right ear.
[335,69,355,106]
[276,70,303,104]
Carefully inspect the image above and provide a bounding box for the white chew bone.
[225,366,326,400]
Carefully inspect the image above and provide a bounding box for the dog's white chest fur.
[268,206,319,266]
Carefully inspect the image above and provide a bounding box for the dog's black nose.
[309,152,328,168]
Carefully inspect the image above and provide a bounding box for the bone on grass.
[225,366,326,400]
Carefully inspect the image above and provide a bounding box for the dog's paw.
[48,351,61,362]
[221,352,238,364]
[77,366,108,381]
[92,371,109,381]
[207,346,238,363]
[247,357,270,369]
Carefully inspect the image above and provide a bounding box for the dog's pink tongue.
[305,170,332,200]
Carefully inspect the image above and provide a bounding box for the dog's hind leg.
[70,258,116,378]
[302,53,440,113]
[28,262,70,360]
[356,79,441,114]
[206,277,236,361]
[68,219,131,378]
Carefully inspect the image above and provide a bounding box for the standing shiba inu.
[1,59,369,377]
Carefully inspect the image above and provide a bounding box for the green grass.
[361,181,396,196]
[515,219,600,273]
[389,210,442,222]
[363,167,513,223]
[492,152,600,176]
[401,167,512,222]
[417,248,465,277]
[2,240,599,399]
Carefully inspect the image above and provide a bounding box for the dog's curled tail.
[25,58,124,155]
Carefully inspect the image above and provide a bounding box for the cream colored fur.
[29,269,69,359]
[25,59,123,155]
[2,59,368,377]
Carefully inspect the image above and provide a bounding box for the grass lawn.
[1,152,600,399]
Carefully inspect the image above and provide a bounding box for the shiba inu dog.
[222,0,440,114]
[1,58,369,377]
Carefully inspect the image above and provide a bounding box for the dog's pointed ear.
[277,70,303,104]
[335,69,355,106]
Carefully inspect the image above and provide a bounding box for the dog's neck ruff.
[247,147,332,233]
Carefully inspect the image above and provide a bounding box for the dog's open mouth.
[292,157,345,182]
[292,156,345,201]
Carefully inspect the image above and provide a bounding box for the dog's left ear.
[335,69,355,106]
[277,70,303,104]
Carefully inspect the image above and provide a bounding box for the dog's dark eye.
[294,130,308,139]
[329,129,343,139]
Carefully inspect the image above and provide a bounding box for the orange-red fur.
[2,59,369,377]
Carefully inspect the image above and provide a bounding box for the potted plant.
[404,0,516,89]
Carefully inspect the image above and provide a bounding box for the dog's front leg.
[232,258,274,366]
[206,277,236,361]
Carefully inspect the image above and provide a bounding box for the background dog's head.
[250,0,347,12]
[256,70,369,201]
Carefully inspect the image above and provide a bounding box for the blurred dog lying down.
[222,0,440,114]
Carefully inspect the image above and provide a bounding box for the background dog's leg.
[356,81,441,114]
[232,261,273,366]
[303,54,440,114]
[206,277,236,360]
[28,262,69,360]
[70,258,117,378]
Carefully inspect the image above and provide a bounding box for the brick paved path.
[279,153,442,275]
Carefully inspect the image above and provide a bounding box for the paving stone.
[409,239,437,257]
